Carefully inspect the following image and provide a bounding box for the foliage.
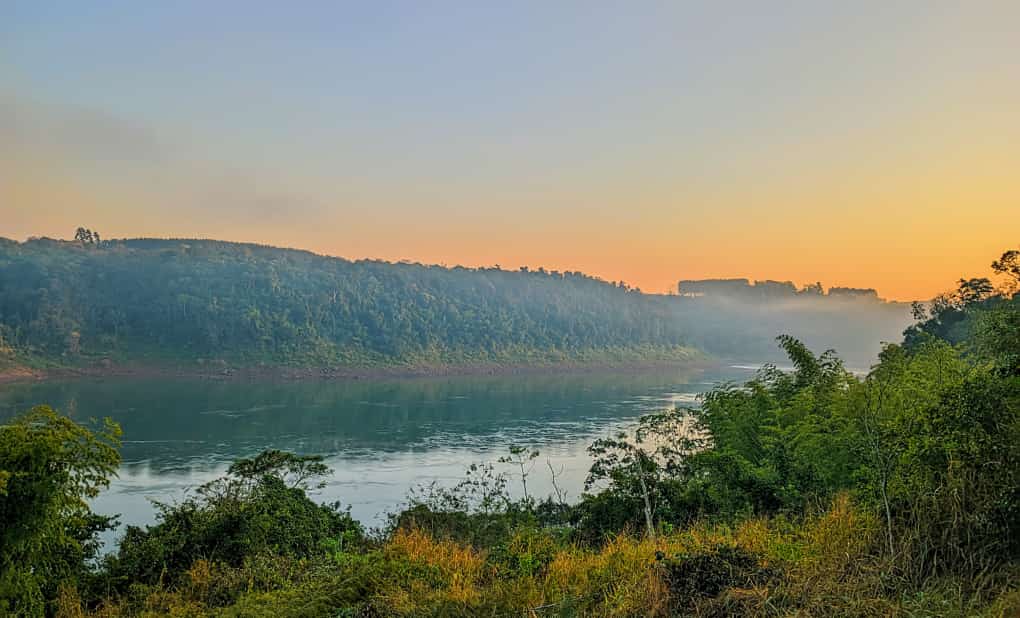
[905,247,1020,362]
[584,406,699,539]
[0,237,693,368]
[497,445,540,504]
[7,245,1020,616]
[991,249,1020,293]
[82,496,1020,617]
[0,406,120,616]
[103,450,363,591]
[892,372,1020,579]
[666,336,856,521]
[390,461,541,549]
[973,301,1020,375]
[0,234,918,371]
[73,229,101,246]
[658,543,778,614]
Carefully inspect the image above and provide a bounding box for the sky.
[2,1,1018,300]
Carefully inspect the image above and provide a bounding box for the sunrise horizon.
[2,226,1011,302]
[3,5,1020,615]
[4,2,1018,302]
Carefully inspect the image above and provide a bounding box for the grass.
[73,495,1020,617]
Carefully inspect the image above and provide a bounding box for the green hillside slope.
[0,237,695,369]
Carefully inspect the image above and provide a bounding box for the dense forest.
[0,235,693,369]
[0,234,910,372]
[1,248,1017,616]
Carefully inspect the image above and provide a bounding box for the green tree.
[973,302,1020,375]
[105,449,362,590]
[957,277,995,305]
[73,228,97,245]
[678,337,855,516]
[0,405,121,616]
[226,449,331,491]
[585,407,698,539]
[991,248,1020,292]
[846,340,968,556]
[498,445,540,504]
[893,371,1020,578]
[800,281,824,295]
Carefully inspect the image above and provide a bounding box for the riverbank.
[0,364,46,384]
[0,354,714,385]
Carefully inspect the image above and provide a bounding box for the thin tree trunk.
[881,473,894,556]
[635,457,655,540]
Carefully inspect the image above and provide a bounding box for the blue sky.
[3,1,1018,298]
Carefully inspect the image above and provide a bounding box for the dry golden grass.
[372,528,492,614]
[541,535,671,616]
[83,497,1018,617]
[54,584,86,618]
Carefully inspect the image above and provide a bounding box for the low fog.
[671,279,914,371]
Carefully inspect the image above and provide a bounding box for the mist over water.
[673,290,914,368]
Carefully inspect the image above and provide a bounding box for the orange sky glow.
[3,3,1018,301]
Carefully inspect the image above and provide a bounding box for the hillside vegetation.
[1,248,1017,616]
[0,236,915,373]
[0,237,693,370]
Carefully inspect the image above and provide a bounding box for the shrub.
[103,452,363,591]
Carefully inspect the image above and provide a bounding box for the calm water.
[0,365,756,549]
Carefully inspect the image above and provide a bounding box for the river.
[0,364,759,550]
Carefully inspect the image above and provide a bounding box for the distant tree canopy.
[680,278,877,301]
[73,228,100,245]
[991,249,1020,291]
[0,237,691,366]
[904,248,1020,375]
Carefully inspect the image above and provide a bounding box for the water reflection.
[0,365,754,546]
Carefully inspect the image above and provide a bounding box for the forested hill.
[0,237,695,369]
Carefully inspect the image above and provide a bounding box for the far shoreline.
[0,356,719,386]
